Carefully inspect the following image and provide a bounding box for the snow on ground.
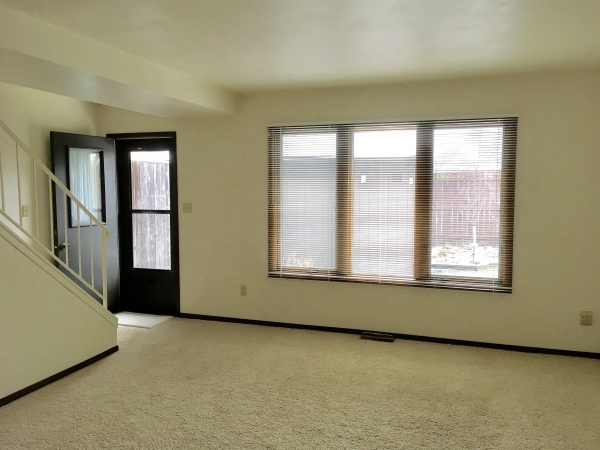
[431,244,499,278]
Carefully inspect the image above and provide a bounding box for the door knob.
[58,242,70,251]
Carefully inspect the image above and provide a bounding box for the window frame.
[268,117,517,293]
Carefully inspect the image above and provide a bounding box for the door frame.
[107,131,180,315]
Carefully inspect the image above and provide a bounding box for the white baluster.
[0,142,4,212]
[63,191,69,266]
[33,160,39,240]
[16,142,22,226]
[90,219,94,290]
[48,178,54,252]
[102,230,108,308]
[77,206,82,277]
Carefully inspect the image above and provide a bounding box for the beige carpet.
[1,319,599,449]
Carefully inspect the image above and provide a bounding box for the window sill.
[268,271,512,294]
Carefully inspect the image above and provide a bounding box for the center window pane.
[352,129,417,278]
[130,151,170,210]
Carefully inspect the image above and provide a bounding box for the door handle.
[58,242,70,252]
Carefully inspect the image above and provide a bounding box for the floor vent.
[360,331,395,343]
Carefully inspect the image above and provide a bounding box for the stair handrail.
[0,120,110,234]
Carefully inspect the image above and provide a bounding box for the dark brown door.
[113,133,179,315]
[50,132,120,311]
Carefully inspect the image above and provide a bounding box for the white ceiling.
[2,0,600,93]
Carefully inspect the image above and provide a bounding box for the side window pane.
[352,129,417,278]
[281,133,336,271]
[431,126,503,279]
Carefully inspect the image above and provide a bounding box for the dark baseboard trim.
[178,313,600,360]
[0,346,119,408]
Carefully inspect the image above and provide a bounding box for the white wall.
[0,82,97,163]
[0,82,98,248]
[0,228,117,399]
[96,68,600,353]
[0,83,116,400]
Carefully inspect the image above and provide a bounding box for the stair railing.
[0,119,110,307]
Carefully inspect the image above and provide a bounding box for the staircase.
[0,119,111,306]
[0,119,117,404]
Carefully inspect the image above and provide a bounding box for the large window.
[268,118,517,293]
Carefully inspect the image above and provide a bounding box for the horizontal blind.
[268,118,517,293]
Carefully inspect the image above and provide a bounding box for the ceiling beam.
[0,5,235,116]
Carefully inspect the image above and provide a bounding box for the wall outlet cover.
[580,311,593,326]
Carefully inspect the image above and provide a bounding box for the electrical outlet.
[580,311,593,326]
[21,205,29,218]
[182,202,193,214]
[240,285,247,296]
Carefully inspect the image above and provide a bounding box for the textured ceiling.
[2,0,600,91]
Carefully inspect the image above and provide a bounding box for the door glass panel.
[132,213,171,270]
[69,148,104,227]
[130,151,170,210]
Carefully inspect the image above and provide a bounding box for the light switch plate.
[21,205,30,218]
[182,202,192,213]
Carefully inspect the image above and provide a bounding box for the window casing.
[268,118,516,293]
